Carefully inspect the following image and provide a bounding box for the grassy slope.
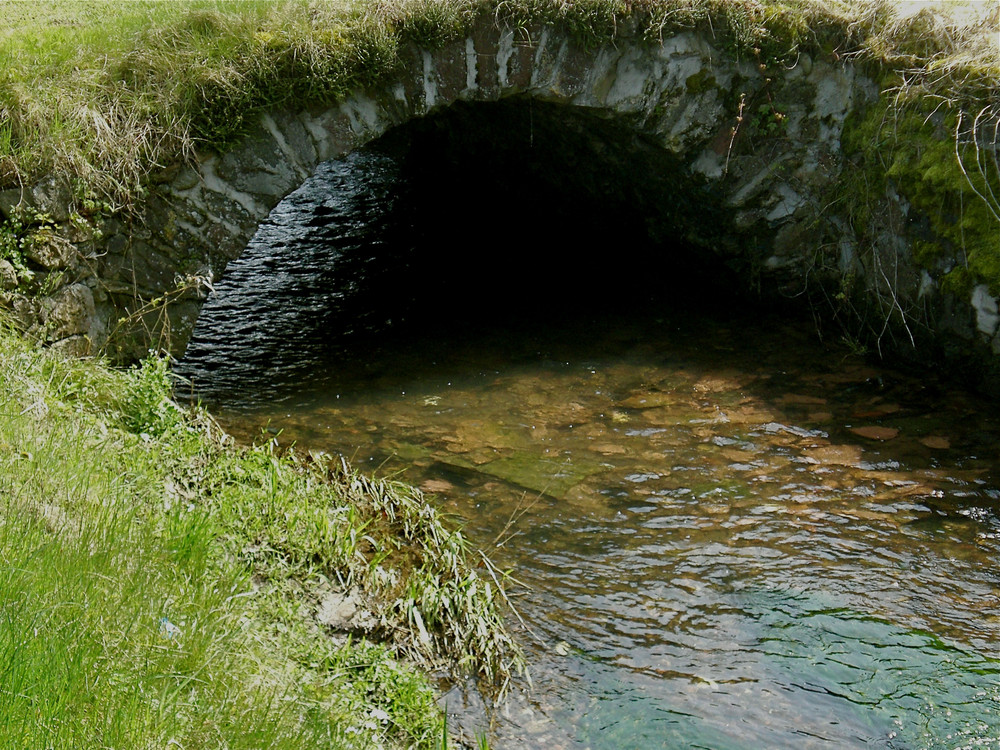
[0,321,522,747]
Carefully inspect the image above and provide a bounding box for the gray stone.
[765,183,806,223]
[0,259,17,290]
[0,188,26,220]
[25,229,76,270]
[270,112,317,168]
[972,284,1000,336]
[41,283,95,341]
[49,334,94,357]
[126,242,178,295]
[29,176,72,223]
[316,588,377,632]
[171,164,201,191]
[218,128,302,198]
[104,233,128,257]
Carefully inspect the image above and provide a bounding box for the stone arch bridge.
[10,17,998,380]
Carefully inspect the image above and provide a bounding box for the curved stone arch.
[105,20,867,356]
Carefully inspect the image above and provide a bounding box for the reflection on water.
[176,150,1000,749]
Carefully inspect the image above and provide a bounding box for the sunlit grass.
[0,0,995,210]
[0,321,519,746]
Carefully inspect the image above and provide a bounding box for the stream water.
[175,150,1000,749]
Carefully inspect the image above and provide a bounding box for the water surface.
[176,151,1000,749]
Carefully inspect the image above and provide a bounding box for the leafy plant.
[0,205,53,282]
[119,352,184,436]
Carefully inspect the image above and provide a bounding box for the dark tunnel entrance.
[176,97,762,405]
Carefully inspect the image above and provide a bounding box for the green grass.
[0,1,994,207]
[0,321,521,747]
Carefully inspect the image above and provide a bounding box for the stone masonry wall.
[1,17,995,382]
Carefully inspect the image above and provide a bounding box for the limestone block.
[197,188,260,241]
[505,29,539,91]
[0,259,17,290]
[340,93,394,139]
[531,36,572,97]
[202,220,249,265]
[164,299,203,347]
[268,112,318,170]
[29,176,72,223]
[49,334,94,357]
[468,27,501,96]
[690,147,725,180]
[658,31,703,59]
[765,183,806,222]
[124,242,179,295]
[658,52,706,99]
[300,107,361,163]
[809,62,854,122]
[8,293,40,331]
[0,188,25,220]
[0,178,72,223]
[217,128,301,199]
[163,192,208,228]
[429,38,468,104]
[170,164,201,191]
[770,218,818,267]
[576,46,619,106]
[662,88,725,150]
[839,237,860,276]
[25,229,77,270]
[556,41,607,101]
[389,45,432,117]
[41,283,95,341]
[368,87,416,133]
[727,153,792,207]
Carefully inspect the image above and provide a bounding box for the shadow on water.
[176,100,1000,750]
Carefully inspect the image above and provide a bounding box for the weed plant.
[0,319,520,747]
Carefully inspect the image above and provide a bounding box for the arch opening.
[177,97,769,403]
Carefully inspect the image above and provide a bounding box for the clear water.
[175,151,1000,749]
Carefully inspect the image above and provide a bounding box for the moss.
[842,96,1000,296]
[685,69,716,94]
[941,265,974,298]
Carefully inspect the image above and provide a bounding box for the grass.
[0,319,521,747]
[0,1,995,208]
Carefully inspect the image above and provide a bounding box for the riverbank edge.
[0,318,521,747]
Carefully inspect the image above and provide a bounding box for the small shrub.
[120,353,183,436]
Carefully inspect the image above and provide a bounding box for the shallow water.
[176,151,1000,749]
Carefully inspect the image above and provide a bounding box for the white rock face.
[972,284,1000,336]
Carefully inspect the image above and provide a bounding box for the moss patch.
[843,95,1000,297]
